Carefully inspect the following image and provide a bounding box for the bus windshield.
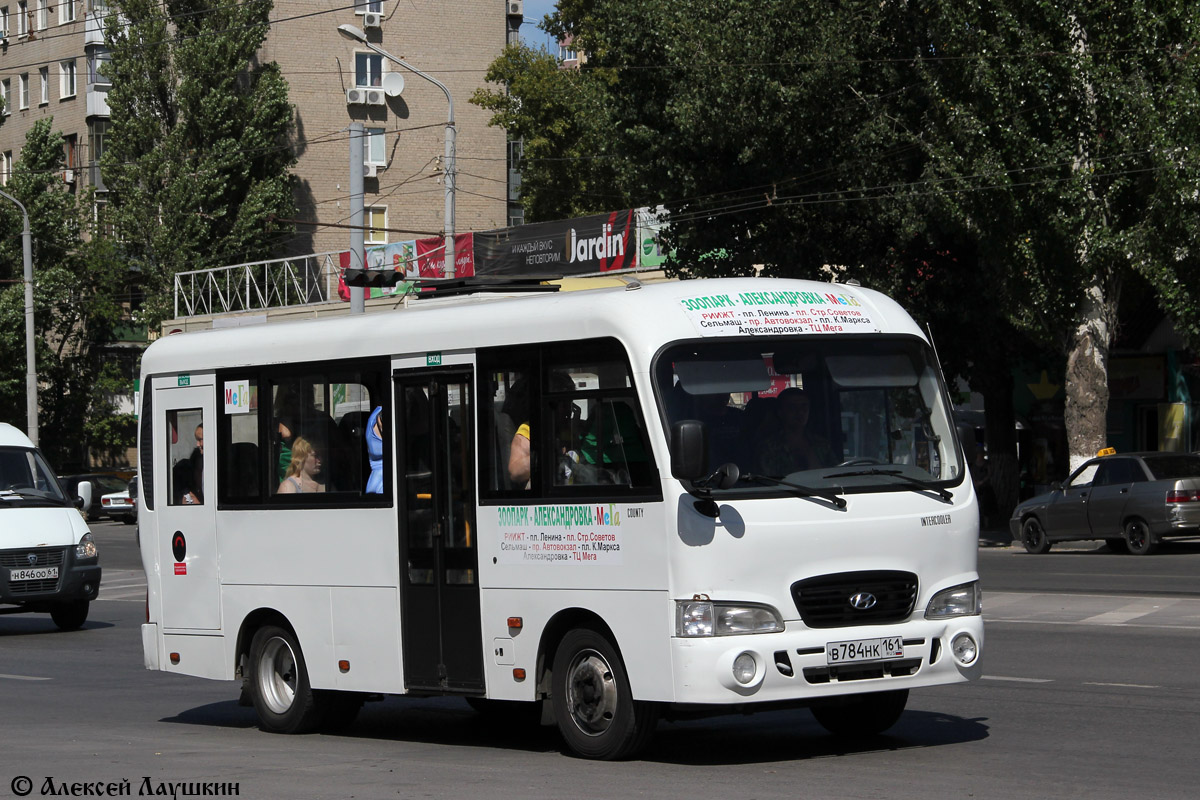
[654,336,963,494]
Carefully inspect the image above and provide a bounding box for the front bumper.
[0,546,101,607]
[669,616,984,705]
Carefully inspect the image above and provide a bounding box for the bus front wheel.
[551,628,657,760]
[810,689,908,737]
[249,625,322,734]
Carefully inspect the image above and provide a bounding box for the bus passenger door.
[157,383,220,630]
[395,370,484,693]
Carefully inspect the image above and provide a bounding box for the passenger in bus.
[365,406,384,494]
[174,423,204,505]
[693,392,746,469]
[757,388,832,476]
[277,437,326,493]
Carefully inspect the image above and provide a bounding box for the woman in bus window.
[277,437,326,494]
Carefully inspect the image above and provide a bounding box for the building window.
[0,80,8,115]
[88,118,107,162]
[17,0,26,36]
[39,66,48,104]
[59,0,72,23]
[64,133,77,169]
[60,59,76,97]
[364,127,385,166]
[0,152,11,186]
[365,206,386,245]
[88,47,110,86]
[19,73,28,109]
[1,8,9,38]
[355,0,382,12]
[355,52,383,87]
[35,0,45,30]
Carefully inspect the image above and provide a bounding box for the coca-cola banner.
[473,209,636,275]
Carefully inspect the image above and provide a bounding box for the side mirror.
[76,481,93,512]
[670,420,708,481]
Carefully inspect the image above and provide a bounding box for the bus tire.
[811,689,908,737]
[551,628,657,760]
[50,600,89,631]
[249,625,321,734]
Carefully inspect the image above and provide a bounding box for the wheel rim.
[1024,520,1044,549]
[565,648,619,736]
[257,636,299,715]
[1127,522,1148,551]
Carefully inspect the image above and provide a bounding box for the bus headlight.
[676,601,784,637]
[925,581,981,619]
[75,533,98,561]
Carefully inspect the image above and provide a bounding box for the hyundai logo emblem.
[27,553,38,566]
[849,592,878,610]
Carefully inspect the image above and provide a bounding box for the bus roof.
[140,277,925,378]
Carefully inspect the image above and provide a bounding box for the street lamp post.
[337,24,458,279]
[0,188,37,445]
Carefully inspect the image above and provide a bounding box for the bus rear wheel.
[551,628,657,760]
[250,625,322,734]
[810,689,908,737]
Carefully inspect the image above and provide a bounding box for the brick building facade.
[0,0,508,260]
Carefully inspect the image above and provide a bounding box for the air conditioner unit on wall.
[62,169,75,184]
[364,164,378,178]
[362,12,382,29]
[508,0,524,18]
[365,89,385,106]
[346,88,366,105]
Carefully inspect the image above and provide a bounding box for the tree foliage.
[475,0,1200,496]
[103,0,298,327]
[0,119,132,468]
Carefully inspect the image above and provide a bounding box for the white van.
[0,423,101,630]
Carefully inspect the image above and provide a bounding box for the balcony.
[89,161,106,192]
[85,11,108,47]
[86,83,110,117]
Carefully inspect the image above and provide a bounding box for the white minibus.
[137,277,983,759]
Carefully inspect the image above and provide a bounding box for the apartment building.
[0,0,509,260]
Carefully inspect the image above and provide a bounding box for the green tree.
[0,119,132,468]
[477,1,1200,506]
[103,0,298,327]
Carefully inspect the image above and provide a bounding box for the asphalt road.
[1,521,1198,799]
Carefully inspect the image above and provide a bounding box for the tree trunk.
[1064,277,1113,472]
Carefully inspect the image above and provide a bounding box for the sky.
[519,1,559,49]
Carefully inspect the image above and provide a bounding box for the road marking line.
[982,675,1053,683]
[1083,682,1161,689]
[986,617,1200,631]
[0,673,51,681]
[1080,598,1179,625]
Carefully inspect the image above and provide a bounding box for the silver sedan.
[1009,452,1200,555]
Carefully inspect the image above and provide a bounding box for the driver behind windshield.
[756,388,832,476]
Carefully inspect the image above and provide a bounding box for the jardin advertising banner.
[473,209,637,275]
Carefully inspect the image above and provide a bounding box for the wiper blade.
[823,467,953,503]
[739,473,847,509]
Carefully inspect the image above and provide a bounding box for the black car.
[58,474,130,521]
[1010,452,1200,555]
